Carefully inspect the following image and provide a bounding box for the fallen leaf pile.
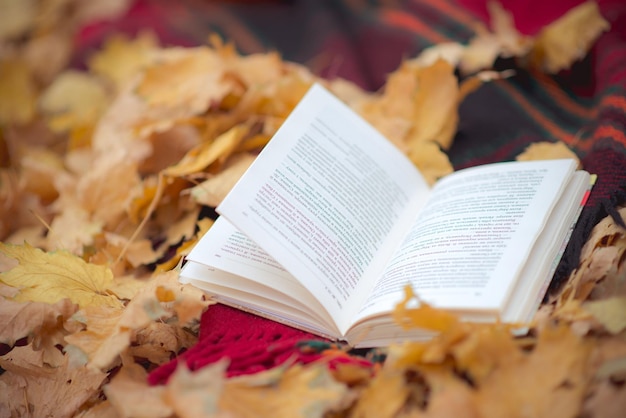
[1,0,623,417]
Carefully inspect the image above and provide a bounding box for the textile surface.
[75,0,626,383]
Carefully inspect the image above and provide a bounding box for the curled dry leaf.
[39,70,110,135]
[0,297,78,362]
[555,207,626,314]
[0,345,107,418]
[190,152,256,207]
[164,124,249,177]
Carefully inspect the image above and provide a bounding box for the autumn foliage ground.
[0,1,625,417]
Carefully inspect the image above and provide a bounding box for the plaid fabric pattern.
[74,0,626,382]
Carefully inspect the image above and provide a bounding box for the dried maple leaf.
[65,271,209,370]
[75,158,141,229]
[530,1,610,73]
[0,297,78,365]
[45,205,104,255]
[18,145,65,203]
[88,31,159,88]
[0,345,107,418]
[63,305,127,370]
[0,242,123,309]
[219,363,350,418]
[135,47,230,114]
[39,70,109,135]
[130,321,198,365]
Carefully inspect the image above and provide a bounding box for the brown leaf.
[0,297,78,363]
[0,346,106,418]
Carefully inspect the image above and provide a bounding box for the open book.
[180,83,592,347]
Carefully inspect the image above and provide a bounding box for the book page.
[356,159,577,320]
[217,83,430,334]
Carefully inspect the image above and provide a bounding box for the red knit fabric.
[148,303,373,384]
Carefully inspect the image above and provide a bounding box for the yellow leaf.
[164,124,248,177]
[88,31,159,88]
[584,297,626,334]
[135,47,229,112]
[39,70,109,133]
[0,243,123,309]
[406,59,460,150]
[0,59,37,124]
[531,1,610,73]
